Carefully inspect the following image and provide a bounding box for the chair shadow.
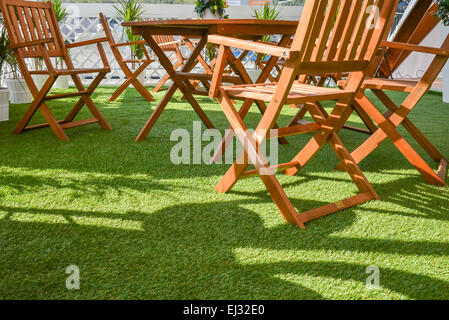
[1,198,448,299]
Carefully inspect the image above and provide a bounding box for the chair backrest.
[99,12,117,47]
[153,35,178,51]
[0,0,66,59]
[290,0,398,71]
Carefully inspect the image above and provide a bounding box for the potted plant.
[0,27,10,121]
[113,0,147,86]
[0,10,33,104]
[195,0,229,19]
[31,57,48,91]
[248,3,281,83]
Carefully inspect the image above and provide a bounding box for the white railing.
[62,3,303,86]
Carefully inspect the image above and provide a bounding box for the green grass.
[0,86,448,299]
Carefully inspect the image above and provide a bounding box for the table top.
[123,19,298,36]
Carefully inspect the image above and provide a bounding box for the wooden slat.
[269,122,321,139]
[242,161,301,179]
[60,118,100,129]
[381,40,449,56]
[297,192,375,224]
[44,91,90,101]
[176,72,240,84]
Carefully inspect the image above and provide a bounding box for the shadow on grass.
[1,196,448,299]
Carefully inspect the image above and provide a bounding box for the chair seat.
[222,81,353,104]
[338,77,418,92]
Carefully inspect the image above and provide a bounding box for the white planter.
[131,70,146,88]
[247,69,263,83]
[6,78,33,104]
[442,25,449,103]
[201,8,220,19]
[54,75,70,89]
[0,88,9,122]
[31,74,50,91]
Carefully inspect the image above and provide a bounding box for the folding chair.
[99,13,154,102]
[0,0,112,141]
[207,0,399,228]
[335,36,449,186]
[151,35,189,93]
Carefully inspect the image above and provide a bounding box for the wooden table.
[122,19,298,141]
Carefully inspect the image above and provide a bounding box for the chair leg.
[287,106,308,127]
[153,59,183,93]
[38,103,70,141]
[67,72,112,131]
[215,92,303,227]
[210,98,255,164]
[336,93,445,186]
[13,75,70,140]
[216,93,378,228]
[109,61,151,102]
[372,89,446,162]
[132,77,154,102]
[14,75,57,134]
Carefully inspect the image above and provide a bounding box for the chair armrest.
[380,41,449,56]
[66,37,109,48]
[9,38,53,49]
[158,40,184,47]
[208,35,298,59]
[111,40,146,48]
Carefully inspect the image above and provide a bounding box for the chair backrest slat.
[346,0,376,60]
[153,35,177,51]
[291,0,397,67]
[312,0,341,61]
[0,0,65,58]
[36,6,55,52]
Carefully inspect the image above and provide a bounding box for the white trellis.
[58,3,304,86]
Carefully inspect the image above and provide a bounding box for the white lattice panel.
[60,16,260,87]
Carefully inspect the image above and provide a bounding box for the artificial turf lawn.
[0,86,448,299]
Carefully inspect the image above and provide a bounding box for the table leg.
[136,33,214,141]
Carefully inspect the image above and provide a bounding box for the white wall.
[392,22,443,81]
[69,3,302,20]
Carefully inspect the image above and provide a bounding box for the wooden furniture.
[151,35,188,93]
[0,0,112,140]
[378,0,439,77]
[288,1,442,137]
[335,36,449,186]
[122,19,299,142]
[99,13,154,102]
[206,0,398,228]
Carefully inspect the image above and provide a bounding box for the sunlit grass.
[0,87,448,299]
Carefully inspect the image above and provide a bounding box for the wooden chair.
[335,36,449,186]
[0,0,112,141]
[151,35,188,93]
[99,13,153,102]
[207,0,399,228]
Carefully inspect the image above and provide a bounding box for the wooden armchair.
[151,35,188,93]
[0,0,112,140]
[206,0,398,228]
[99,13,154,102]
[335,37,449,186]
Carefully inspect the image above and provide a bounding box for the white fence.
[61,3,303,86]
